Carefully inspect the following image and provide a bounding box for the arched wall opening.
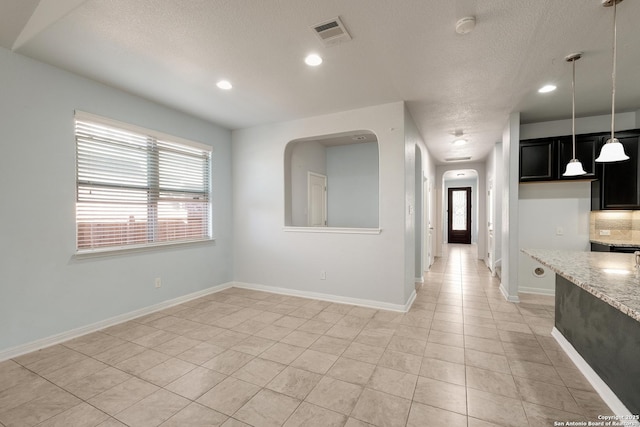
[284,130,380,229]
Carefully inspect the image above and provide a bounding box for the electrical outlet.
[556,226,564,236]
[155,277,162,288]
[599,229,611,236]
[320,271,326,280]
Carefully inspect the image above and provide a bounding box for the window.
[75,112,212,253]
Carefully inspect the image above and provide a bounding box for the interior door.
[307,172,327,226]
[423,177,433,269]
[487,182,494,271]
[448,187,471,244]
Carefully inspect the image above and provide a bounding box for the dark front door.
[448,187,471,244]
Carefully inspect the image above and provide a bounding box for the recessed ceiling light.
[538,84,556,93]
[216,80,232,90]
[452,139,467,146]
[305,54,323,66]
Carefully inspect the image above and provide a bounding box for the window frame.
[74,111,214,257]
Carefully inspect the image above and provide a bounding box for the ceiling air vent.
[445,156,472,162]
[312,17,352,47]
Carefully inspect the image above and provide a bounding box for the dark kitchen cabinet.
[557,135,598,179]
[592,132,640,209]
[521,129,640,209]
[520,134,599,182]
[519,139,555,181]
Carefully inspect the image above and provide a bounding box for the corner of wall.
[501,112,521,302]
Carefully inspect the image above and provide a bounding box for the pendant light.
[563,53,587,177]
[595,0,629,163]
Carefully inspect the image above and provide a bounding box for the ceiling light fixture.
[455,17,476,35]
[538,84,557,93]
[563,52,587,177]
[305,54,323,66]
[216,80,232,90]
[445,156,472,162]
[596,0,629,163]
[452,139,467,146]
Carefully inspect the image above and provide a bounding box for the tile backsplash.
[590,211,640,242]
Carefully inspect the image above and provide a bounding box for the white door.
[423,177,433,270]
[487,180,495,273]
[307,172,327,227]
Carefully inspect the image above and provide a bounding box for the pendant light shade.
[595,0,629,163]
[563,52,587,177]
[596,138,629,162]
[564,159,587,176]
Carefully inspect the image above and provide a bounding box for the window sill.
[283,226,381,235]
[73,238,215,260]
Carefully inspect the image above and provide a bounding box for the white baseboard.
[1,281,417,363]
[233,281,416,313]
[414,276,424,283]
[0,282,235,362]
[499,282,520,303]
[552,328,639,423]
[518,287,555,296]
[405,289,417,312]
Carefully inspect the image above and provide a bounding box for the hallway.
[420,244,611,425]
[0,245,612,426]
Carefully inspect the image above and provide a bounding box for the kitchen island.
[523,249,640,417]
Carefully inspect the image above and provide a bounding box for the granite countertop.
[590,239,640,247]
[522,249,640,323]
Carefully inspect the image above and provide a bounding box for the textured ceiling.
[2,0,640,164]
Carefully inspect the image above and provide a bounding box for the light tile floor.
[0,244,613,426]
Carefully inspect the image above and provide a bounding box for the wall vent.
[311,17,352,47]
[445,156,472,162]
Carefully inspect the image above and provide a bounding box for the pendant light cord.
[572,59,576,159]
[611,0,617,141]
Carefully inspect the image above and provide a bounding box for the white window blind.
[75,112,212,252]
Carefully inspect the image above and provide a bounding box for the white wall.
[402,108,423,298]
[520,112,637,140]
[485,142,503,273]
[494,143,503,267]
[518,182,591,294]
[232,102,412,308]
[0,47,233,353]
[326,142,379,228]
[501,113,520,302]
